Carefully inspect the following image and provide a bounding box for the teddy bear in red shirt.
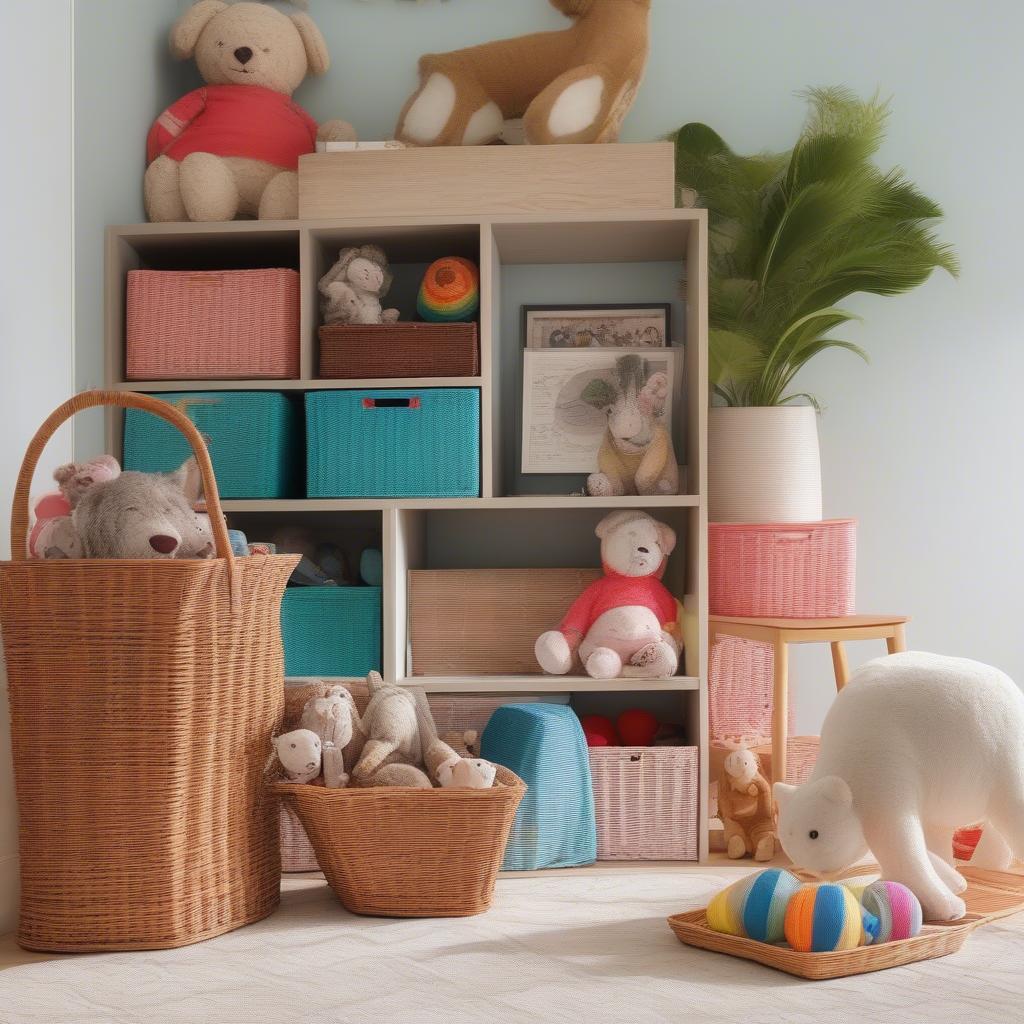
[145,1,355,222]
[535,511,682,679]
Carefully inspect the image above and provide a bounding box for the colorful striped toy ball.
[784,883,875,953]
[861,880,924,944]
[706,868,802,943]
[418,257,480,322]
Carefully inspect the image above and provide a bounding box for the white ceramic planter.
[708,406,822,523]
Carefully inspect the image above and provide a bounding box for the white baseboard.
[0,853,18,937]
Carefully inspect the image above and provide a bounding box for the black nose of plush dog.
[234,46,253,65]
[638,546,649,554]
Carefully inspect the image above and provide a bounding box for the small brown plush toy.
[718,745,777,862]
[395,0,651,147]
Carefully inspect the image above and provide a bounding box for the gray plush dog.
[58,457,214,559]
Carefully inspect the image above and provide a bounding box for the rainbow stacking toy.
[417,257,480,322]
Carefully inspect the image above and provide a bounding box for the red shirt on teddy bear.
[147,84,319,170]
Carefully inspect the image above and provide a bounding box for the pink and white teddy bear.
[535,511,681,679]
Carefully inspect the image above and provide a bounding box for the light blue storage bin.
[305,389,480,498]
[281,587,382,677]
[481,704,597,871]
[123,392,301,498]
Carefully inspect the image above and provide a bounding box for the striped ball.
[706,869,802,943]
[784,883,873,953]
[417,257,479,322]
[861,881,923,944]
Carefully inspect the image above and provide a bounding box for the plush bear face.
[274,729,322,781]
[724,747,760,787]
[595,511,676,578]
[171,1,330,97]
[775,776,870,877]
[71,459,213,560]
[346,256,387,296]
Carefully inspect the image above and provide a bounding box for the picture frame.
[522,303,671,350]
[521,347,678,474]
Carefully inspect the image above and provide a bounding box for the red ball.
[580,714,619,747]
[616,709,659,746]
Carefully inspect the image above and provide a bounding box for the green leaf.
[709,330,764,388]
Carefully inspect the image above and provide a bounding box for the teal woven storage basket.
[305,389,480,498]
[281,587,382,677]
[124,392,301,498]
[481,704,597,871]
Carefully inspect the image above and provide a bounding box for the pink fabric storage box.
[126,268,300,380]
[590,746,698,861]
[709,519,856,618]
[709,635,794,743]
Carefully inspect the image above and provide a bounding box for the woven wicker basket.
[319,322,479,379]
[0,391,299,952]
[126,268,299,380]
[590,747,698,861]
[276,766,525,917]
[709,520,856,618]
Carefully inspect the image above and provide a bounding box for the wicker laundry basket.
[0,391,299,952]
[276,766,525,917]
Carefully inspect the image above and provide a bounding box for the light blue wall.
[72,0,1024,727]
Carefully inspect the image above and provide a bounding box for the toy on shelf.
[774,652,1024,922]
[272,527,354,586]
[616,708,659,746]
[535,511,681,679]
[145,1,355,222]
[718,745,777,862]
[30,456,213,560]
[417,257,480,322]
[706,869,802,943]
[395,0,650,147]
[359,547,383,587]
[580,714,619,747]
[584,354,679,497]
[318,245,400,326]
[784,883,877,953]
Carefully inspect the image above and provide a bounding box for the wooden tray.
[667,867,1024,980]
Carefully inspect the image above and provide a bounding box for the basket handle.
[11,390,239,606]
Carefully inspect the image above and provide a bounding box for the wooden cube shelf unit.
[104,208,710,858]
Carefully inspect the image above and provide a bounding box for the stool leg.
[772,638,789,787]
[831,641,850,691]
[887,623,907,654]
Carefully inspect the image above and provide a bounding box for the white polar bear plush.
[535,511,681,679]
[775,651,1024,922]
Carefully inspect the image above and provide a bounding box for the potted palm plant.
[675,88,957,522]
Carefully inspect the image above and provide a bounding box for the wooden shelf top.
[221,495,700,513]
[399,675,701,694]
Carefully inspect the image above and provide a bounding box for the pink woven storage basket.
[126,268,300,380]
[709,519,856,618]
[590,747,699,861]
[709,634,796,743]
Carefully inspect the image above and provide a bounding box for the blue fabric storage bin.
[481,704,597,871]
[281,587,382,677]
[124,392,301,498]
[305,388,480,498]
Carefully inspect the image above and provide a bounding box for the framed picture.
[523,304,671,350]
[521,348,678,474]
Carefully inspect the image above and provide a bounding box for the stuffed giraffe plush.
[395,0,651,147]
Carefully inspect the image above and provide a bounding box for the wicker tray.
[319,322,479,379]
[667,867,1024,980]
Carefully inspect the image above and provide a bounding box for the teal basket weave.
[305,388,480,498]
[281,587,382,677]
[481,704,597,871]
[124,392,301,498]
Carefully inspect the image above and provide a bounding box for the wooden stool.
[709,614,909,785]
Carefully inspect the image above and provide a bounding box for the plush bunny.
[583,354,679,497]
[145,1,355,221]
[351,672,429,787]
[536,511,680,679]
[273,728,322,784]
[318,245,400,325]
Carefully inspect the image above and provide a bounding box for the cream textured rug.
[2,868,1023,1024]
